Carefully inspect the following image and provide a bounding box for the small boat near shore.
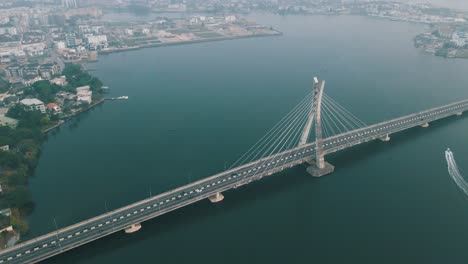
[106,96,129,100]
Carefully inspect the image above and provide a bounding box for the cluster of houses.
[15,83,93,116]
[0,198,20,248]
[4,62,61,86]
[0,74,94,127]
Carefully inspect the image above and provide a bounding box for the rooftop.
[20,98,44,106]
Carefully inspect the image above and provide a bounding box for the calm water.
[27,14,468,264]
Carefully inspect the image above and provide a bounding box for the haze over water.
[27,14,468,263]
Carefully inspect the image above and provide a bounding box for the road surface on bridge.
[1,98,467,263]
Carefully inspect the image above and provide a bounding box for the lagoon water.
[27,14,468,263]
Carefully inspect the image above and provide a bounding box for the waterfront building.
[0,115,18,128]
[22,64,40,79]
[55,41,66,50]
[22,42,47,57]
[20,98,46,113]
[46,103,62,114]
[0,209,11,217]
[4,64,23,79]
[0,53,10,64]
[452,32,467,47]
[0,226,13,233]
[50,76,67,86]
[0,27,17,35]
[65,33,77,48]
[86,35,108,50]
[225,15,237,23]
[22,76,42,87]
[77,86,92,104]
[76,85,90,92]
[39,63,61,80]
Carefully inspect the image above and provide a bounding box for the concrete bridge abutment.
[124,223,141,233]
[208,192,224,203]
[305,159,334,177]
[380,135,391,142]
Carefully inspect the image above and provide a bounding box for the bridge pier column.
[124,223,141,233]
[208,192,224,203]
[421,122,429,128]
[380,135,390,142]
[305,159,334,177]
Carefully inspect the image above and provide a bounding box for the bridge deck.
[1,99,468,263]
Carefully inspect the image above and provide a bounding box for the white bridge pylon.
[229,75,368,176]
[298,77,334,176]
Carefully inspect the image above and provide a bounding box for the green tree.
[4,187,33,211]
[10,209,29,234]
[28,81,61,103]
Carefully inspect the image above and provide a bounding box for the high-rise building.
[65,33,77,47]
[62,0,78,8]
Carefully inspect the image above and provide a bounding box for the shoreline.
[98,31,283,55]
[42,99,105,134]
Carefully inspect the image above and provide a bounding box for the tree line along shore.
[0,63,104,249]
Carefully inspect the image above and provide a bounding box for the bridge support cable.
[321,103,347,137]
[249,95,312,163]
[239,99,314,183]
[320,109,332,138]
[229,92,313,169]
[320,95,367,137]
[323,94,367,127]
[322,102,358,135]
[267,100,314,156]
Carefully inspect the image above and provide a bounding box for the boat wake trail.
[445,148,468,197]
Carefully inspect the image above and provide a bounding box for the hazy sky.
[424,0,468,11]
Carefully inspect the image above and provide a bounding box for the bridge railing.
[322,98,468,143]
[3,98,468,257]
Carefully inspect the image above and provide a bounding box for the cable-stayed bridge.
[1,77,467,263]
